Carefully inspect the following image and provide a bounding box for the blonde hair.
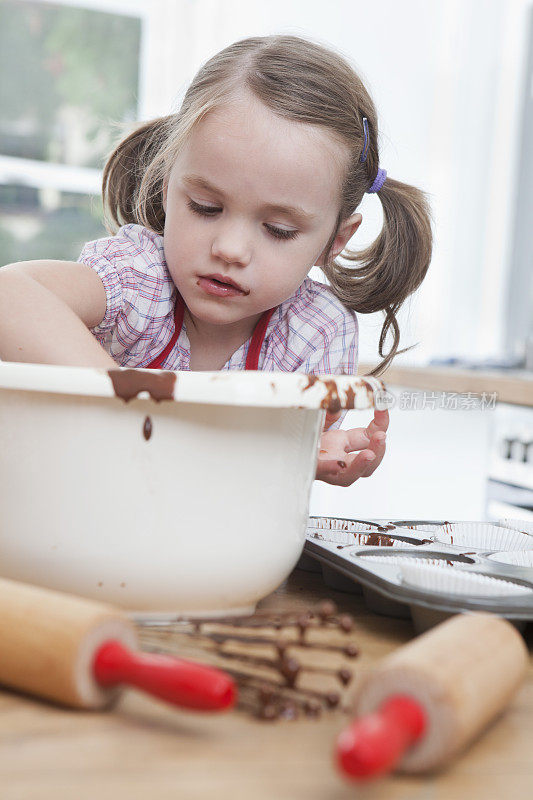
[102,34,433,376]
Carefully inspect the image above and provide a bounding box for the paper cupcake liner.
[307,529,413,547]
[487,551,533,568]
[498,518,533,536]
[428,522,533,551]
[393,523,450,532]
[307,517,395,533]
[400,563,533,597]
[306,517,402,546]
[354,554,466,569]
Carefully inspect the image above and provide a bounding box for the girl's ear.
[316,213,362,266]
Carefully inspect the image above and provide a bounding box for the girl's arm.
[0,260,116,367]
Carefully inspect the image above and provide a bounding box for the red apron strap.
[145,294,276,371]
[145,294,185,369]
[245,306,276,370]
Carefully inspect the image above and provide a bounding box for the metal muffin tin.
[301,517,533,632]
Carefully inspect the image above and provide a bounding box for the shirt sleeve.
[77,224,174,358]
[77,235,127,337]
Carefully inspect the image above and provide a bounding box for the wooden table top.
[358,362,533,407]
[1,568,532,800]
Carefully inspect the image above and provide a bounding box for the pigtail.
[101,116,175,235]
[324,175,433,377]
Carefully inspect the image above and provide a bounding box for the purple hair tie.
[367,167,387,194]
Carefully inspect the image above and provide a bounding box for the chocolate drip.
[361,379,375,405]
[192,634,351,688]
[296,612,311,640]
[302,375,350,414]
[302,375,385,414]
[319,380,341,414]
[139,600,359,722]
[334,533,394,549]
[338,614,354,633]
[317,599,337,620]
[224,669,343,719]
[365,533,395,547]
[108,368,176,402]
[345,386,356,410]
[303,375,319,391]
[143,416,152,440]
[344,643,359,657]
[316,519,395,533]
[189,628,355,655]
[173,604,345,630]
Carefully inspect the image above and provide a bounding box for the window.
[0,0,143,263]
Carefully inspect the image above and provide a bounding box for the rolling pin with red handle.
[0,576,235,711]
[336,612,528,778]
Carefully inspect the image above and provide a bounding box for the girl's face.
[162,91,361,335]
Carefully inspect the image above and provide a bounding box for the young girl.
[0,34,432,487]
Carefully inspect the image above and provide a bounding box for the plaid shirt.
[78,224,359,427]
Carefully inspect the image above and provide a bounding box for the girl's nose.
[211,223,252,267]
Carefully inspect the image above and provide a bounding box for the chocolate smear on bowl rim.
[108,368,176,403]
[302,374,386,414]
[301,375,342,414]
[303,375,319,391]
[360,379,375,405]
[345,385,356,410]
[320,380,341,414]
[137,600,359,721]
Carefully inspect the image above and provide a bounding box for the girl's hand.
[315,409,389,487]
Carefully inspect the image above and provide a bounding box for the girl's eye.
[187,199,220,216]
[264,223,299,241]
[186,199,299,241]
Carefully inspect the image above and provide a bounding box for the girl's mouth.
[197,276,248,297]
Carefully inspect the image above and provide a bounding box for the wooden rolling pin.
[0,576,235,711]
[336,612,528,778]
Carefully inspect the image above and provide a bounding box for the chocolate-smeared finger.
[317,451,375,486]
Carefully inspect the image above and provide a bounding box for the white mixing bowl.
[0,363,382,617]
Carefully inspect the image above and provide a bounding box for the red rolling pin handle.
[336,695,426,780]
[93,641,236,712]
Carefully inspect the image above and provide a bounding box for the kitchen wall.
[310,388,495,520]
